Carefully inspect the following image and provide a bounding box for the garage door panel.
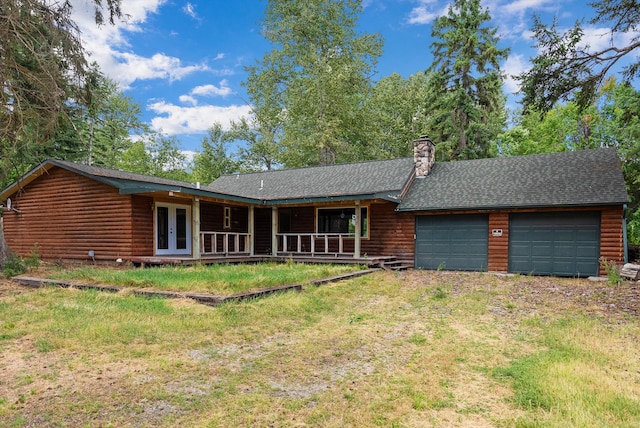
[531,245,553,256]
[509,212,600,277]
[576,229,599,240]
[554,230,575,241]
[552,262,575,276]
[576,246,599,257]
[415,215,488,271]
[576,261,597,275]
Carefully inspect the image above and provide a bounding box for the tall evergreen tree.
[244,0,382,167]
[425,0,509,160]
[0,0,123,184]
[78,68,148,168]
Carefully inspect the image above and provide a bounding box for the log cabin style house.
[0,137,630,277]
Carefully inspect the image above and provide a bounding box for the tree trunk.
[0,217,12,266]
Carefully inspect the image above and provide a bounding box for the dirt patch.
[0,277,30,297]
[399,271,640,319]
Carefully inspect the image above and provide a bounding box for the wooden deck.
[128,254,414,270]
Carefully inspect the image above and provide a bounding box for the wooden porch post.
[192,197,201,259]
[248,205,255,256]
[354,201,361,259]
[272,206,278,256]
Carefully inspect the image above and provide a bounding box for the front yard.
[1,266,639,427]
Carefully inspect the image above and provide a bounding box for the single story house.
[0,137,629,276]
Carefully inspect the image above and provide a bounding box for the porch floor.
[128,254,412,269]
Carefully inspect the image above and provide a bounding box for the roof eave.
[257,191,403,206]
[117,183,261,204]
[396,201,629,212]
[1,160,56,200]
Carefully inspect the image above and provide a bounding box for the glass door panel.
[155,203,191,255]
[176,208,187,250]
[157,206,169,250]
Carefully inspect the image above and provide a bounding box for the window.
[223,206,231,229]
[317,207,368,237]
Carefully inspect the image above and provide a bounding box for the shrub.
[600,257,623,286]
[2,254,26,277]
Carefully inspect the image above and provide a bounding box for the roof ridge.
[217,156,412,179]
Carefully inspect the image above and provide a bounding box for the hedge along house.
[0,137,630,276]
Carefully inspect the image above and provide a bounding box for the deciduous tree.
[245,0,382,167]
[192,124,240,184]
[355,72,430,160]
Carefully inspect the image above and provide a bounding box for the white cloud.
[408,0,448,25]
[182,2,198,19]
[501,0,556,15]
[113,52,209,87]
[177,81,234,106]
[70,0,207,89]
[148,102,252,135]
[179,95,198,105]
[191,80,233,97]
[214,53,225,61]
[579,26,640,53]
[502,53,528,94]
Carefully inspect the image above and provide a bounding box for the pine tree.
[425,0,509,160]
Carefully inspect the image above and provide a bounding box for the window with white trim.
[223,206,232,229]
[316,207,368,237]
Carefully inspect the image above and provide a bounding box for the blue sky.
[69,0,628,156]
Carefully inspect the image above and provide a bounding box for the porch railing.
[201,231,251,255]
[277,233,355,256]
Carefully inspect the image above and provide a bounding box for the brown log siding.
[362,202,414,258]
[201,203,248,233]
[599,206,625,275]
[3,167,140,261]
[488,213,509,272]
[131,195,154,256]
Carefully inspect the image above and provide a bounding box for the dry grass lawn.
[1,268,639,427]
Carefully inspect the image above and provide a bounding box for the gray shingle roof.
[49,159,200,189]
[3,149,628,211]
[1,159,253,203]
[209,157,414,202]
[397,148,629,211]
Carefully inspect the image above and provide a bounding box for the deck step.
[376,257,414,271]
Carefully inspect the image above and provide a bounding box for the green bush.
[600,257,623,286]
[2,254,26,277]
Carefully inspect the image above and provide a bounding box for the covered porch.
[148,197,413,269]
[194,203,369,259]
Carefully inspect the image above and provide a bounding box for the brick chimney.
[413,136,435,178]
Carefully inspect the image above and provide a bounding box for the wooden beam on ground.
[310,268,379,286]
[620,263,640,280]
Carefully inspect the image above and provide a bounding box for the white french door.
[155,203,191,256]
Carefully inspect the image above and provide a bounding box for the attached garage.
[508,212,601,277]
[415,214,488,271]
